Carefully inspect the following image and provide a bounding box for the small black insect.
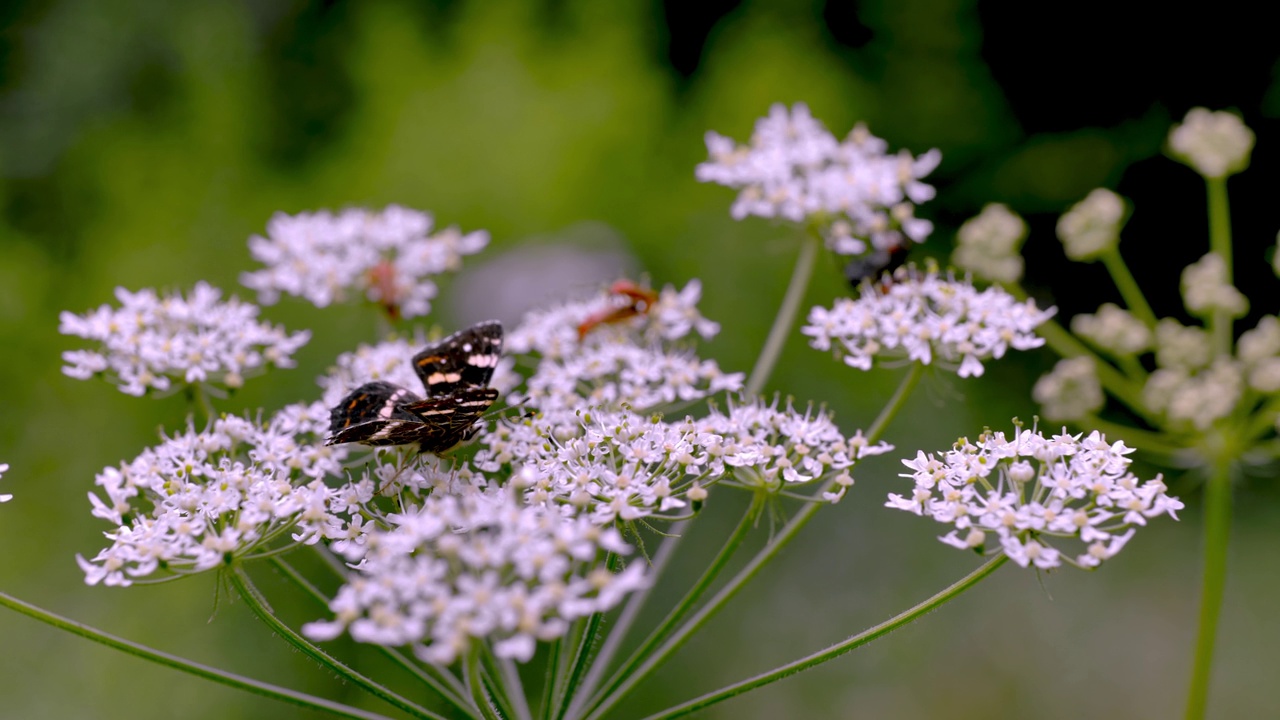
[326,321,503,454]
[843,242,910,288]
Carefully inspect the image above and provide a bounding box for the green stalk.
[745,232,821,396]
[644,555,1008,719]
[0,590,392,720]
[539,637,563,720]
[584,364,923,720]
[466,651,503,720]
[271,556,476,716]
[569,522,687,716]
[554,609,604,720]
[1099,247,1158,328]
[1184,457,1234,720]
[582,499,760,715]
[1205,176,1234,357]
[228,568,443,720]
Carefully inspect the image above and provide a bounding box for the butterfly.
[325,320,503,454]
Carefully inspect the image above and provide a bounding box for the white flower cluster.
[60,282,310,396]
[1168,107,1255,179]
[302,487,648,665]
[476,396,888,523]
[1056,188,1126,261]
[696,103,940,257]
[241,205,488,319]
[508,280,742,419]
[888,428,1183,569]
[77,401,353,587]
[952,203,1027,283]
[0,462,10,503]
[803,268,1055,377]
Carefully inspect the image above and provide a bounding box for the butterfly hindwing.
[399,387,501,453]
[326,381,426,445]
[412,320,503,397]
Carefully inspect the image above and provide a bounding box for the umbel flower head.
[888,426,1183,570]
[302,486,648,665]
[696,103,940,258]
[60,282,310,396]
[952,203,1027,283]
[803,264,1055,377]
[241,204,488,320]
[77,401,352,587]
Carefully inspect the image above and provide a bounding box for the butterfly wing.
[411,320,504,397]
[326,381,425,446]
[400,387,500,454]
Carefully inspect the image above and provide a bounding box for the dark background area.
[2,1,1278,718]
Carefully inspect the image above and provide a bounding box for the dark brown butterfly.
[325,321,503,454]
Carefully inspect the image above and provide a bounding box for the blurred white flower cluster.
[241,204,488,319]
[888,428,1183,569]
[952,203,1027,283]
[1168,107,1255,179]
[0,462,10,503]
[696,103,940,257]
[77,401,352,586]
[60,282,310,396]
[803,267,1054,377]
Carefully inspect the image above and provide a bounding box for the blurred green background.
[3,1,1279,718]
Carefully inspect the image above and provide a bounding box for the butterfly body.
[326,321,503,454]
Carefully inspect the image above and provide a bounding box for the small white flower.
[1056,189,1127,261]
[1168,108,1254,179]
[1154,319,1212,370]
[888,427,1182,570]
[1238,316,1280,392]
[1070,304,1153,356]
[697,103,940,257]
[303,487,647,665]
[241,205,488,319]
[803,266,1054,377]
[0,462,10,503]
[1033,357,1104,422]
[952,203,1027,283]
[1181,253,1247,318]
[60,283,310,396]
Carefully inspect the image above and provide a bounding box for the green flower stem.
[1205,176,1234,356]
[0,590,393,720]
[554,598,607,720]
[466,651,502,720]
[495,655,533,720]
[479,651,521,720]
[582,499,761,715]
[1185,456,1234,720]
[1099,247,1158,328]
[271,557,475,716]
[745,231,821,396]
[643,555,1009,719]
[228,568,443,720]
[540,637,563,720]
[584,364,924,720]
[569,521,687,716]
[186,383,217,426]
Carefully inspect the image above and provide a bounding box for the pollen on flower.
[887,427,1182,570]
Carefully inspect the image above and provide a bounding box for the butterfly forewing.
[412,320,503,397]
